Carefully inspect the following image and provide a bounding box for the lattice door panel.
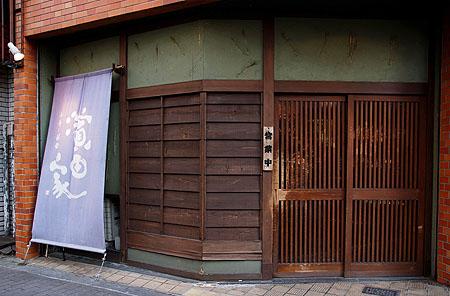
[275,96,346,276]
[345,96,425,277]
[275,95,426,278]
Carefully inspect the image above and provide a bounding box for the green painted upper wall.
[60,36,120,90]
[127,20,263,88]
[202,20,262,80]
[128,22,204,87]
[275,18,428,82]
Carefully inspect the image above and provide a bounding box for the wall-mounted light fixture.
[2,42,24,68]
[8,42,24,62]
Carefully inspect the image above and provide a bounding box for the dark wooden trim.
[351,189,420,200]
[262,17,275,280]
[126,234,262,261]
[272,97,281,278]
[128,231,203,260]
[203,240,262,255]
[118,31,128,262]
[126,80,263,99]
[202,254,262,261]
[275,81,428,95]
[199,92,207,241]
[126,81,427,100]
[159,96,164,234]
[202,80,263,92]
[417,97,427,276]
[344,95,355,277]
[345,262,421,277]
[127,80,203,98]
[277,189,345,201]
[126,260,262,281]
[275,263,343,277]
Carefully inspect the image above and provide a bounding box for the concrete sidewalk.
[0,254,448,296]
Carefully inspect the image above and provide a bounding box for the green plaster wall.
[127,248,261,275]
[127,20,263,88]
[60,36,120,90]
[275,18,428,82]
[202,20,263,80]
[128,22,204,88]
[38,44,58,165]
[58,36,121,194]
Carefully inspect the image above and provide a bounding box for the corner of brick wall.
[13,37,39,259]
[438,11,450,285]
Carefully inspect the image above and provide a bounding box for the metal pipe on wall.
[1,0,5,61]
[9,0,12,43]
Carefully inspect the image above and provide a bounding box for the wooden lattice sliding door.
[345,95,425,277]
[274,94,426,277]
[275,96,346,276]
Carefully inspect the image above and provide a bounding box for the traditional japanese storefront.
[36,2,438,280]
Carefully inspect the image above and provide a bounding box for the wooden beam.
[119,31,129,261]
[126,80,263,99]
[275,81,428,95]
[200,92,207,241]
[344,96,355,277]
[127,231,203,260]
[159,95,164,234]
[262,17,274,280]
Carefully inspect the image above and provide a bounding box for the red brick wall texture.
[438,12,450,285]
[13,37,39,259]
[22,0,211,37]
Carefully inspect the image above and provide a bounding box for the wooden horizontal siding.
[126,86,263,260]
[205,92,262,241]
[127,93,202,242]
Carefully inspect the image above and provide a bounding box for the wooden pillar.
[119,31,129,261]
[262,17,274,279]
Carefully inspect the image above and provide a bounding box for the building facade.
[5,0,450,282]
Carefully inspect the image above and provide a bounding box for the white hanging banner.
[32,69,112,253]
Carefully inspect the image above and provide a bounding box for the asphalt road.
[0,265,168,296]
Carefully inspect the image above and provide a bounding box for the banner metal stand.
[95,252,107,279]
[19,241,32,265]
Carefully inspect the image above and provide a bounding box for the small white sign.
[263,126,274,171]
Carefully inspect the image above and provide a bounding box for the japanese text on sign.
[263,126,273,171]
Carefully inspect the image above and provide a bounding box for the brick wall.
[13,38,39,259]
[438,12,450,284]
[22,0,213,37]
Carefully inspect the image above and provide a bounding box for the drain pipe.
[2,122,8,234]
[9,122,14,236]
[2,121,13,235]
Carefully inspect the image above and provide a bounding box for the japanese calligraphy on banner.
[32,69,113,253]
[263,126,273,171]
